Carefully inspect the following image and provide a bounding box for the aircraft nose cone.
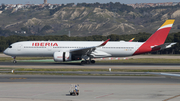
[3,49,8,55]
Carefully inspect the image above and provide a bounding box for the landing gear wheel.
[91,60,95,64]
[81,60,95,65]
[81,61,86,65]
[13,60,17,64]
[86,60,90,64]
[12,56,17,64]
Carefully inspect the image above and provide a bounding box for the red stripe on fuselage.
[133,27,171,55]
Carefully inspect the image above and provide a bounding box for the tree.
[177,25,180,29]
[173,33,180,54]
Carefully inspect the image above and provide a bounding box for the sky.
[0,0,180,4]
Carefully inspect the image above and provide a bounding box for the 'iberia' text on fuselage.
[32,43,58,46]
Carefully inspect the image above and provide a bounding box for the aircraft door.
[48,46,52,51]
[17,44,22,51]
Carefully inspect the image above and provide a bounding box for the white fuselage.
[4,41,144,58]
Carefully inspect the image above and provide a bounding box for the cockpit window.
[9,46,12,48]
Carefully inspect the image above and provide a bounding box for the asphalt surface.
[1,75,180,101]
[1,71,180,76]
[0,61,180,100]
[0,71,145,75]
[1,62,180,66]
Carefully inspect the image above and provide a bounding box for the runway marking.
[95,93,114,99]
[10,78,27,80]
[163,94,180,101]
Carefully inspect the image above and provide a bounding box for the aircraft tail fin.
[145,19,175,45]
[129,38,135,42]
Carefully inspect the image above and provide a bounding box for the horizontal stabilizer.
[151,42,176,51]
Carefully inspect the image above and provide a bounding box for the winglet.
[129,38,135,42]
[99,39,110,46]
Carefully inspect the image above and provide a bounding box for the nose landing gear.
[12,57,17,63]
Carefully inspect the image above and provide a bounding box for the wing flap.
[91,50,111,58]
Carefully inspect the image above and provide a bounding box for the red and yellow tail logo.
[146,19,175,45]
[158,20,175,30]
[133,19,175,55]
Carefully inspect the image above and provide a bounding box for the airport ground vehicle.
[69,84,79,96]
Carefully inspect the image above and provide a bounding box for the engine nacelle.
[54,51,71,62]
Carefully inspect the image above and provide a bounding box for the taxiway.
[0,75,180,101]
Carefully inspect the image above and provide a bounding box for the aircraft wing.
[151,42,176,51]
[69,39,110,55]
[146,72,180,78]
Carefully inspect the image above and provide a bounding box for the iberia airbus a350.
[3,19,176,64]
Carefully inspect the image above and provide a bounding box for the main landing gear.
[81,60,95,65]
[81,55,95,65]
[13,57,17,63]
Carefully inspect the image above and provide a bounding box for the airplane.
[129,38,135,42]
[3,19,176,64]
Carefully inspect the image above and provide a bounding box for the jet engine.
[54,52,71,62]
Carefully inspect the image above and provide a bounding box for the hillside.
[0,2,180,36]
